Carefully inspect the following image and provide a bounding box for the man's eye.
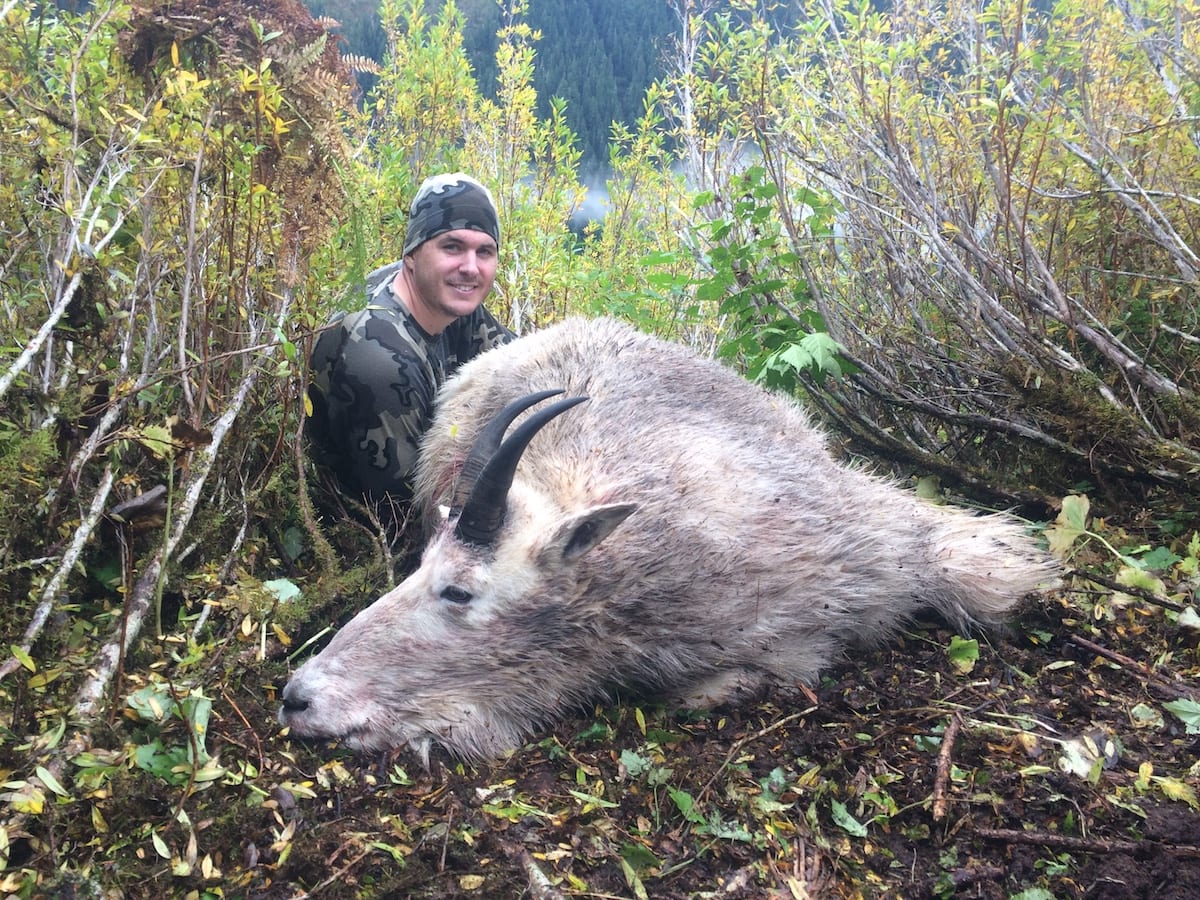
[440,586,473,605]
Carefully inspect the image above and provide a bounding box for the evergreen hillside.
[303,0,762,173]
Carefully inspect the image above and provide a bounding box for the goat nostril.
[280,685,309,713]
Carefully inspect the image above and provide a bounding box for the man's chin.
[439,295,485,318]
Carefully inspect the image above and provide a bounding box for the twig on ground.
[945,865,1007,890]
[1071,567,1188,613]
[438,806,453,873]
[698,707,818,801]
[932,712,963,821]
[222,689,267,774]
[1068,634,1197,701]
[297,846,372,897]
[976,826,1200,859]
[508,844,567,900]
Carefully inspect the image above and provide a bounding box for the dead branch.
[976,826,1200,859]
[1067,634,1198,702]
[932,712,963,821]
[1070,567,1190,614]
[72,290,292,720]
[510,843,568,900]
[0,465,116,683]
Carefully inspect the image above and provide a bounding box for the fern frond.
[283,33,328,76]
[342,53,382,75]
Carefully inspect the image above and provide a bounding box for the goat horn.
[454,393,589,547]
[450,389,565,512]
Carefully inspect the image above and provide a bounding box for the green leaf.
[135,740,188,783]
[698,814,753,841]
[1163,698,1200,734]
[34,766,69,799]
[573,721,610,743]
[1045,494,1090,557]
[126,684,172,722]
[1115,564,1166,596]
[669,787,704,824]
[151,829,171,860]
[774,332,846,381]
[192,757,227,783]
[566,788,618,809]
[914,475,941,500]
[620,841,662,874]
[180,694,214,763]
[1138,545,1181,571]
[619,857,650,900]
[619,748,650,778]
[831,799,868,837]
[263,578,301,603]
[1129,702,1164,729]
[946,636,979,675]
[696,276,730,303]
[134,423,175,461]
[9,645,35,673]
[281,527,305,562]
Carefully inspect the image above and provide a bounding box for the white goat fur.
[281,317,1057,762]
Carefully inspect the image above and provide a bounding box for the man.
[306,173,514,526]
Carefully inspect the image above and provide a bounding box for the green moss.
[0,425,57,528]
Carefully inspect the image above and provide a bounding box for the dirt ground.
[7,569,1197,900]
[255,594,1200,899]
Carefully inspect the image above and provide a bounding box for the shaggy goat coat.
[281,317,1057,761]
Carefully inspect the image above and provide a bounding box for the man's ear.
[545,503,638,563]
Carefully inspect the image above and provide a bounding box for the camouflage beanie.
[402,173,500,256]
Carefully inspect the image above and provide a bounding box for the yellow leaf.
[201,853,219,879]
[1153,775,1199,809]
[1045,494,1090,558]
[459,874,485,891]
[171,41,180,67]
[28,667,64,690]
[9,645,35,673]
[134,423,175,461]
[2,781,44,814]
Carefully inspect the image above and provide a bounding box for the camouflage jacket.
[305,261,514,506]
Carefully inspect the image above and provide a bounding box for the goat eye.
[440,585,473,605]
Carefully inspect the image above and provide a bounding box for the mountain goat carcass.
[281,317,1056,762]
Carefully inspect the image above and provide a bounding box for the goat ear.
[547,503,637,562]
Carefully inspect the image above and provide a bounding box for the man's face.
[405,229,498,332]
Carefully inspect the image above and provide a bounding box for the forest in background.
[300,0,790,174]
[1,0,1198,894]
